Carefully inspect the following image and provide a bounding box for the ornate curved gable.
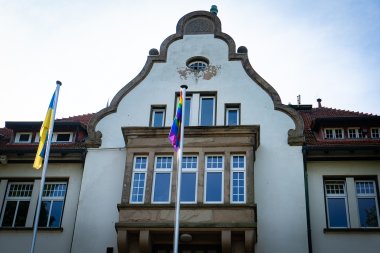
[86,10,304,148]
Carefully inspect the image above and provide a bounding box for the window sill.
[324,228,380,233]
[0,227,63,232]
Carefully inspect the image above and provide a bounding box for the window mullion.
[346,178,359,227]
[12,201,20,227]
[26,180,40,227]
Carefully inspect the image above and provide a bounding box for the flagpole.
[30,81,61,253]
[173,85,187,253]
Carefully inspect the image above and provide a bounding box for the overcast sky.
[1,0,380,127]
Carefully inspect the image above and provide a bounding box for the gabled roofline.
[86,10,304,147]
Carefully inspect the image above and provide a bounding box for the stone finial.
[210,5,218,15]
[149,48,159,56]
[237,46,248,54]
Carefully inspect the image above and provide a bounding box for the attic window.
[53,132,73,143]
[15,133,32,143]
[186,57,209,71]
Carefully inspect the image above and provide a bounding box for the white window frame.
[52,132,73,143]
[199,96,216,126]
[371,128,380,139]
[230,155,246,204]
[130,156,148,204]
[324,128,344,139]
[152,156,173,204]
[15,132,32,143]
[348,128,363,139]
[355,180,380,228]
[324,180,350,228]
[0,182,34,227]
[39,182,67,228]
[180,156,198,204]
[204,155,224,204]
[151,108,166,127]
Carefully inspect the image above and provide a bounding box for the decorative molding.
[86,10,304,147]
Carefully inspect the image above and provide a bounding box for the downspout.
[302,146,313,253]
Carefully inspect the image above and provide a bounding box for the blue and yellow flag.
[33,93,56,169]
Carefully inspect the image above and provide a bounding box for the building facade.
[0,7,379,253]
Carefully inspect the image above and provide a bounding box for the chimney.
[317,98,322,108]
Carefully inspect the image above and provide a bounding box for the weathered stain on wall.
[177,65,221,81]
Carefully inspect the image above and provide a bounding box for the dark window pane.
[327,198,348,227]
[358,198,379,227]
[38,201,51,227]
[14,201,30,227]
[206,172,222,202]
[184,98,191,127]
[200,98,214,126]
[227,109,238,125]
[181,173,196,202]
[1,201,17,226]
[153,111,164,127]
[153,173,171,202]
[19,134,30,142]
[49,201,64,227]
[56,134,71,142]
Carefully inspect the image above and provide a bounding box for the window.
[204,155,224,203]
[152,156,173,203]
[371,128,380,139]
[184,97,191,127]
[324,178,380,229]
[348,128,363,139]
[15,132,32,143]
[175,96,191,127]
[231,155,246,203]
[38,182,67,228]
[130,156,148,203]
[324,181,349,228]
[180,156,198,203]
[356,181,379,227]
[186,56,209,71]
[1,182,33,227]
[150,106,166,127]
[225,104,240,126]
[53,132,73,142]
[200,97,215,126]
[324,128,344,139]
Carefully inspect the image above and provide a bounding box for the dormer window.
[15,132,32,143]
[53,132,73,143]
[324,128,343,139]
[371,128,380,139]
[348,128,363,139]
[186,56,209,71]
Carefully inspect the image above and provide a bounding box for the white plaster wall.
[0,163,83,253]
[308,161,380,253]
[81,34,308,253]
[71,148,125,253]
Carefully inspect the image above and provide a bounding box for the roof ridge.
[314,106,376,116]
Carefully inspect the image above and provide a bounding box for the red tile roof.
[56,113,95,126]
[0,113,95,149]
[299,107,380,146]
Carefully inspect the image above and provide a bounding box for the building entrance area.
[153,245,220,253]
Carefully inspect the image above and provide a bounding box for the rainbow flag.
[33,93,56,169]
[168,90,183,151]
